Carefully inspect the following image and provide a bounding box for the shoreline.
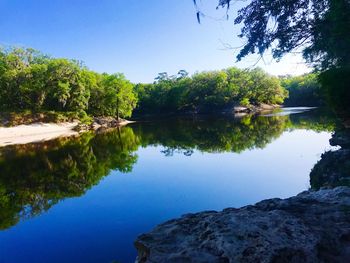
[0,107,317,147]
[0,118,134,147]
[132,105,282,120]
[0,122,80,147]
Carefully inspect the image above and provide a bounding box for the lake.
[0,108,337,263]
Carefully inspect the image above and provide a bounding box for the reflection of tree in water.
[288,109,337,132]
[134,111,336,156]
[0,127,140,230]
[0,110,338,230]
[133,115,290,156]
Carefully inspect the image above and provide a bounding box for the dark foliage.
[281,73,324,106]
[208,0,350,115]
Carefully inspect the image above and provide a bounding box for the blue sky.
[0,0,310,83]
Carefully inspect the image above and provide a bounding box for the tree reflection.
[0,127,140,229]
[133,111,336,156]
[135,115,289,155]
[0,110,337,229]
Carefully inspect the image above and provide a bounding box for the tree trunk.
[116,97,120,121]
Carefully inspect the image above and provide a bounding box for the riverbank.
[0,107,315,147]
[132,103,281,120]
[0,122,79,147]
[229,103,281,114]
[0,117,133,147]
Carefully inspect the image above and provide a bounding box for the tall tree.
[101,73,137,120]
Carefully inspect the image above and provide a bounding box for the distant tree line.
[0,47,137,119]
[280,74,324,107]
[0,46,327,120]
[134,68,288,114]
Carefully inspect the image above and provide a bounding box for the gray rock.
[135,187,350,263]
[310,149,350,189]
[233,106,250,113]
[93,116,119,127]
[330,130,350,148]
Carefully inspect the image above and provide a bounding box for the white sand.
[0,122,79,147]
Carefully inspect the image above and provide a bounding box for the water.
[0,108,337,263]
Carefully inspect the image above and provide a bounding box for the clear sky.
[0,0,310,83]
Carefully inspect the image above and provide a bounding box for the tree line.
[280,73,324,107]
[1,46,326,121]
[134,68,288,114]
[0,47,136,120]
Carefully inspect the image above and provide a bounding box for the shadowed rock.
[135,187,350,263]
[310,129,350,190]
[310,149,350,189]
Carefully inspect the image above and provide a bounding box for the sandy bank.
[0,122,79,147]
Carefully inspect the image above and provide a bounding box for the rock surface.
[135,187,350,263]
[310,129,350,190]
[330,130,350,149]
[231,104,279,114]
[74,117,133,132]
[310,149,350,189]
[92,117,133,129]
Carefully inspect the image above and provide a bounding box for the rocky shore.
[75,117,133,131]
[135,186,350,263]
[134,127,350,263]
[310,130,350,190]
[231,103,280,114]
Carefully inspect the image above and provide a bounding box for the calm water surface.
[0,108,337,263]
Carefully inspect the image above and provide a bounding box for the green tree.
[281,73,323,106]
[0,46,138,119]
[134,67,287,115]
[98,73,137,119]
[207,0,350,114]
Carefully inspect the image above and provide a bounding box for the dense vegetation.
[0,47,137,120]
[205,0,350,115]
[0,47,291,120]
[280,74,324,106]
[0,46,332,121]
[134,68,288,114]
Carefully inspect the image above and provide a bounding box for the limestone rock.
[135,187,350,263]
[310,149,350,189]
